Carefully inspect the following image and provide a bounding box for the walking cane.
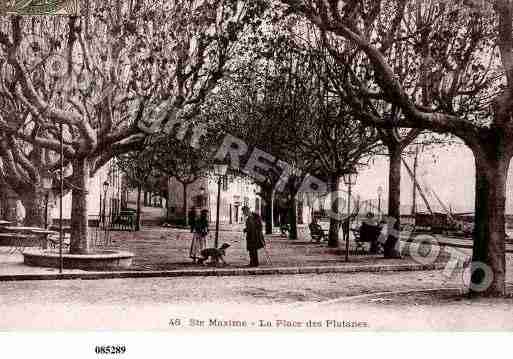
[263,245,272,265]
[261,237,272,265]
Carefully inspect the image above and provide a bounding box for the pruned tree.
[295,101,380,247]
[207,55,303,234]
[0,0,265,254]
[116,146,159,231]
[150,134,212,226]
[279,0,512,296]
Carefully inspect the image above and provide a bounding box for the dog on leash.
[197,243,231,266]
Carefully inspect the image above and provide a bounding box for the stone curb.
[0,262,446,282]
[313,284,513,306]
[432,239,513,253]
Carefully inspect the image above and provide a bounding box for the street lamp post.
[343,170,358,262]
[213,163,228,248]
[42,176,52,230]
[102,181,109,243]
[41,176,53,250]
[377,185,383,220]
[102,181,109,225]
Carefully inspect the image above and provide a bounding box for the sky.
[347,141,511,215]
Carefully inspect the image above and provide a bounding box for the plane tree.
[292,92,380,248]
[205,45,303,235]
[279,0,510,296]
[0,0,265,253]
[115,145,160,231]
[207,27,382,244]
[0,78,62,226]
[150,133,213,226]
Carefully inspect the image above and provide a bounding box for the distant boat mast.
[402,150,455,222]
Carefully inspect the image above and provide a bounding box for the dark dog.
[197,243,230,266]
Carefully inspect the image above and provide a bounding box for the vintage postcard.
[0,0,512,356]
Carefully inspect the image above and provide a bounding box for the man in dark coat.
[188,207,197,233]
[242,206,265,267]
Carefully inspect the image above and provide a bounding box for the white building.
[166,174,262,224]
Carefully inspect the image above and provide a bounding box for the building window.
[222,177,228,191]
[193,195,207,208]
[144,192,163,207]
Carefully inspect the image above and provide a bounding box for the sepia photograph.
[0,0,512,356]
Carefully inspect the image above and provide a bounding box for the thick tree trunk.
[288,196,298,240]
[20,187,47,227]
[182,183,188,226]
[262,188,273,235]
[328,175,341,248]
[297,200,304,224]
[135,184,142,231]
[70,157,91,254]
[471,147,509,296]
[264,202,272,234]
[384,147,402,258]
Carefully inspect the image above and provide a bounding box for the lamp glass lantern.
[213,163,228,177]
[342,170,358,186]
[103,180,110,192]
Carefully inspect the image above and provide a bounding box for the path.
[1,271,512,330]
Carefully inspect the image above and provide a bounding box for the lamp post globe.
[213,163,228,248]
[213,163,228,177]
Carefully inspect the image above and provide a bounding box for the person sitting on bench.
[309,218,326,242]
[360,212,381,254]
[280,223,290,237]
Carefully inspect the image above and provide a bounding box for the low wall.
[23,250,134,270]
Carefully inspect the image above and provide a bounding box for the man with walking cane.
[242,206,266,267]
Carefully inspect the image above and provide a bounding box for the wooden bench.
[46,235,70,250]
[49,225,72,235]
[280,224,290,237]
[111,209,136,231]
[309,224,327,242]
[0,232,31,247]
[352,223,383,254]
[0,230,49,253]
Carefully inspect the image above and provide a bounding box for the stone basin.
[22,249,134,270]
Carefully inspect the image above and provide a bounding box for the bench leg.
[41,235,48,250]
[355,242,365,255]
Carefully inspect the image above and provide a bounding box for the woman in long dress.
[190,209,209,262]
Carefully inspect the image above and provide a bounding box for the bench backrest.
[359,223,382,242]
